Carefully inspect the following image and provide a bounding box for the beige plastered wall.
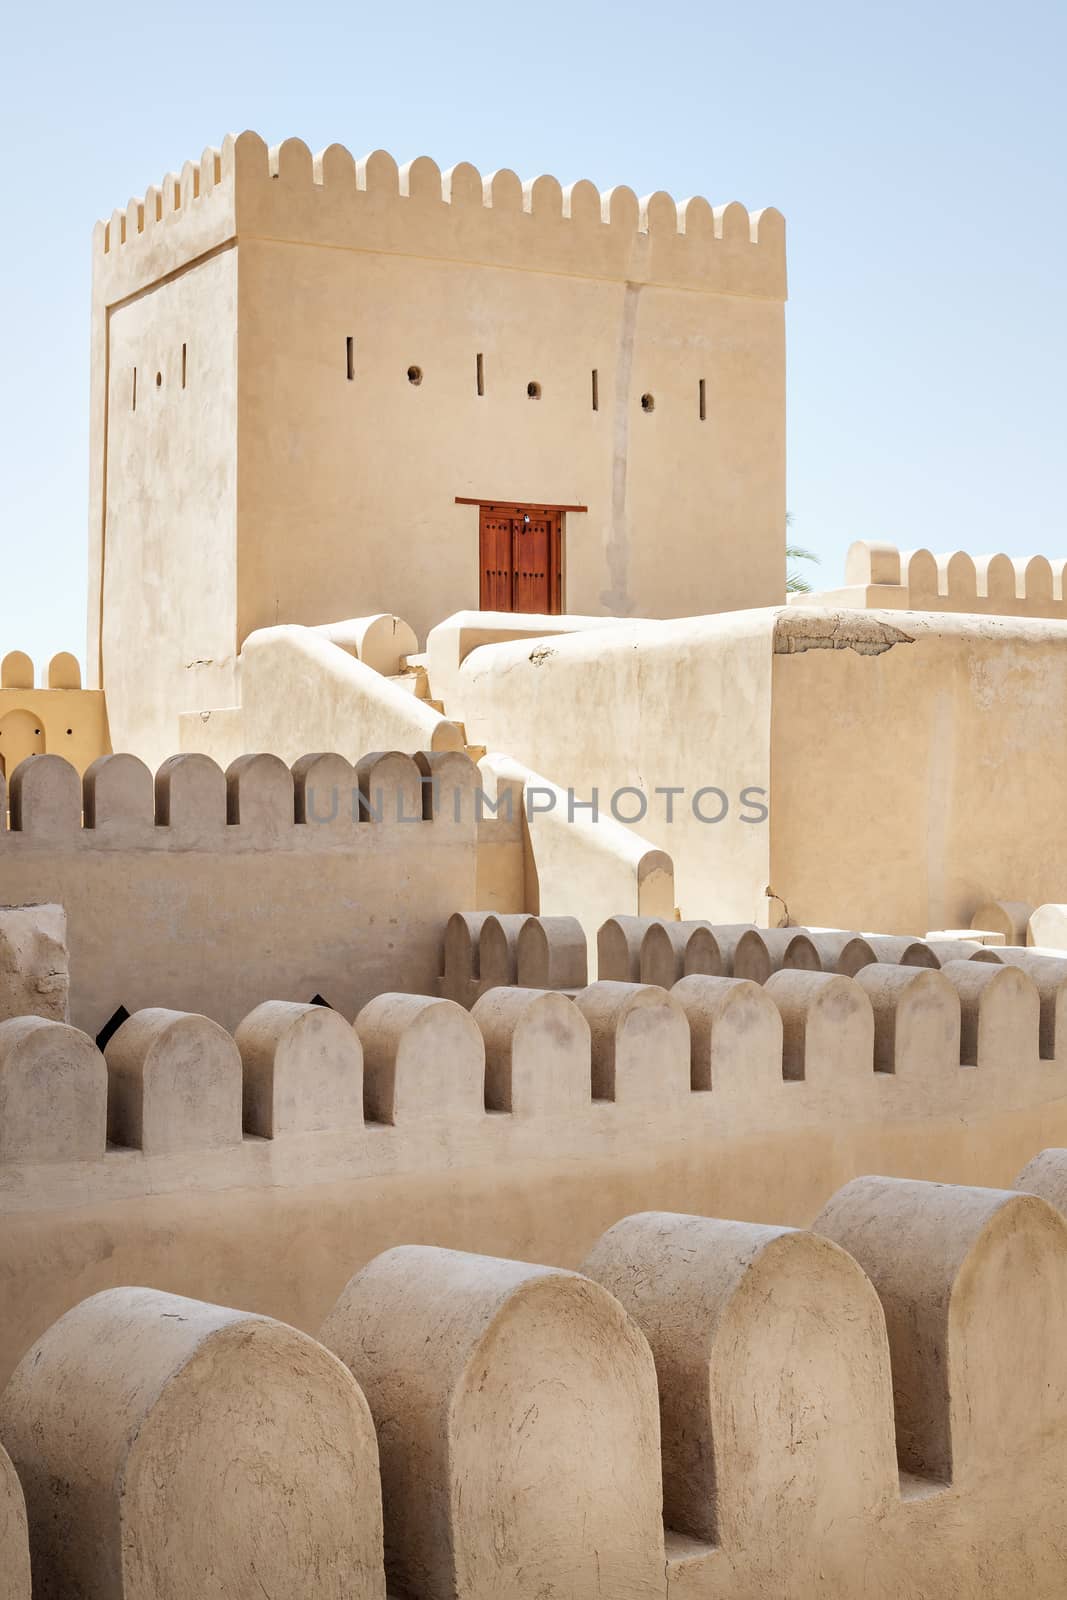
[452,605,1067,933]
[1,1090,1062,1395]
[178,626,464,768]
[89,133,786,762]
[0,769,477,1038]
[235,238,785,648]
[454,609,776,921]
[770,609,1067,933]
[98,249,238,770]
[0,689,109,777]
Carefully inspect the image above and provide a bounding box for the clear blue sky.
[2,0,1064,673]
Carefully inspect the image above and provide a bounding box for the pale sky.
[1,0,1063,672]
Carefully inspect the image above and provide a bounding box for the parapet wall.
[0,652,109,778]
[94,131,787,307]
[0,749,478,1034]
[7,1170,1067,1596]
[802,539,1067,620]
[445,911,1015,997]
[3,928,1067,1389]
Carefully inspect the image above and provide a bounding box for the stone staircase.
[389,654,487,762]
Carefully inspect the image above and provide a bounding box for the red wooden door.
[479,509,515,610]
[478,504,561,614]
[513,511,553,613]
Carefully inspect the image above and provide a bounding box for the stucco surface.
[771,609,1067,931]
[8,1180,1067,1595]
[0,903,69,1023]
[321,1248,663,1599]
[0,683,109,778]
[456,608,776,920]
[180,624,464,767]
[1,967,1066,1392]
[90,132,786,758]
[235,235,784,647]
[451,605,1067,932]
[0,751,477,1035]
[0,1443,29,1600]
[0,1287,384,1599]
[100,250,238,769]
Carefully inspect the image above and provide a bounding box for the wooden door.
[479,509,515,610]
[478,504,562,614]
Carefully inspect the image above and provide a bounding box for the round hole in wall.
[66,728,73,735]
[527,381,542,399]
[155,372,163,388]
[641,392,655,412]
[407,365,423,386]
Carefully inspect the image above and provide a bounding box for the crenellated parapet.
[801,539,1067,621]
[5,898,1067,1420]
[0,652,108,778]
[1,947,1064,1178]
[594,915,1008,980]
[1,651,82,691]
[93,131,787,307]
[8,1173,1067,1595]
[440,911,589,1006]
[0,749,481,1034]
[0,748,477,847]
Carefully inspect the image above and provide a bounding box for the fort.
[1,128,1066,1596]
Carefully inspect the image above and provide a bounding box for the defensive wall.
[175,613,676,940]
[2,906,1067,1391]
[169,582,1067,946]
[0,652,108,778]
[4,1166,1067,1594]
[805,538,1067,618]
[0,748,674,1026]
[0,749,479,1036]
[445,601,1067,933]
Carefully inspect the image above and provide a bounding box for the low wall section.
[801,539,1067,620]
[6,1165,1067,1595]
[2,945,1067,1390]
[0,749,478,1035]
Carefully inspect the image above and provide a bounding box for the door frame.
[458,496,587,616]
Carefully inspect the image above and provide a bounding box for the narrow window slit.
[181,343,187,389]
[476,352,484,396]
[346,337,355,381]
[131,367,137,411]
[699,377,706,421]
[591,369,599,411]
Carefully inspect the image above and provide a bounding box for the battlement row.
[0,749,479,847]
[831,538,1067,620]
[93,130,787,304]
[0,650,82,691]
[4,948,1065,1173]
[444,908,1027,995]
[4,1165,1067,1596]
